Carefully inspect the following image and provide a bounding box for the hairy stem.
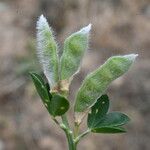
[61,115,76,150]
[65,131,76,150]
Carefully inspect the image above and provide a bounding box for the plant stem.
[62,114,70,128]
[65,130,76,150]
[61,115,76,150]
[52,114,90,149]
[74,129,91,144]
[74,122,80,138]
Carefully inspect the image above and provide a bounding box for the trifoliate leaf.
[87,94,130,134]
[60,24,91,80]
[30,73,69,116]
[49,94,70,117]
[74,54,138,112]
[36,15,59,88]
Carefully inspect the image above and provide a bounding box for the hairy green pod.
[60,24,91,80]
[36,15,59,88]
[74,54,138,112]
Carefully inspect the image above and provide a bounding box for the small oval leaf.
[88,95,109,128]
[49,94,70,117]
[60,24,91,80]
[74,54,138,112]
[92,112,130,128]
[30,72,53,115]
[30,72,50,102]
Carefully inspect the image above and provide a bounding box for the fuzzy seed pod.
[74,54,138,112]
[60,24,91,80]
[36,15,59,88]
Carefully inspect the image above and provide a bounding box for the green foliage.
[30,72,52,115]
[74,54,138,112]
[30,73,69,117]
[49,94,70,117]
[87,95,109,128]
[30,15,138,150]
[30,72,51,103]
[87,95,130,133]
[60,24,91,80]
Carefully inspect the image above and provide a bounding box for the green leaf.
[30,73,53,114]
[49,94,70,117]
[87,95,130,134]
[30,72,50,103]
[88,95,109,128]
[91,126,126,133]
[74,54,138,112]
[30,73,69,117]
[60,24,91,80]
[89,111,130,134]
[45,82,52,100]
[92,112,130,128]
[37,15,59,88]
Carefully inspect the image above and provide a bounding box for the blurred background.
[0,0,150,150]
